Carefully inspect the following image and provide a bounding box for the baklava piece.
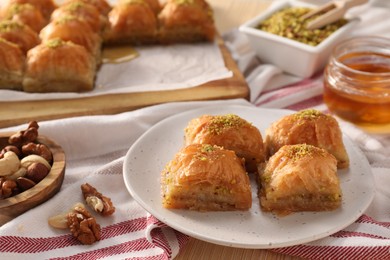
[104,0,158,45]
[51,1,108,34]
[64,0,112,16]
[264,109,349,169]
[158,0,216,44]
[40,15,102,61]
[0,3,47,32]
[161,144,252,211]
[23,38,96,93]
[259,144,342,216]
[0,38,25,90]
[0,20,40,54]
[2,0,57,21]
[118,0,161,14]
[185,114,265,173]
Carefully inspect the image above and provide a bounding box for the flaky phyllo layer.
[259,144,342,216]
[161,143,252,211]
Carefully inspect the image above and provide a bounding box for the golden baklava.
[158,0,216,44]
[2,0,57,21]
[264,109,349,169]
[64,0,112,16]
[161,143,252,211]
[104,0,158,45]
[0,38,24,90]
[143,0,161,14]
[40,15,102,61]
[118,0,161,14]
[185,114,265,173]
[0,20,40,54]
[0,3,47,33]
[51,1,107,34]
[23,38,96,93]
[259,144,342,216]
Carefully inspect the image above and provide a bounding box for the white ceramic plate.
[123,105,375,249]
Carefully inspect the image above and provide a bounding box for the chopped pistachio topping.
[293,109,323,120]
[7,3,35,16]
[201,144,215,153]
[194,144,220,161]
[64,1,86,11]
[257,7,347,46]
[174,0,194,5]
[0,20,24,32]
[261,172,271,184]
[122,0,148,6]
[208,114,248,135]
[45,38,65,48]
[285,144,325,160]
[54,15,78,25]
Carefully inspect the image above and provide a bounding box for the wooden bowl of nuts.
[0,121,65,226]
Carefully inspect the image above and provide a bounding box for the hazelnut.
[16,177,36,191]
[1,146,21,158]
[0,178,18,199]
[26,162,50,183]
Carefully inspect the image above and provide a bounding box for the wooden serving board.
[0,36,249,129]
[0,134,65,226]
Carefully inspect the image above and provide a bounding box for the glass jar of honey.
[323,36,390,133]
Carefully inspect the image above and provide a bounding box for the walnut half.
[81,183,115,216]
[48,203,101,245]
[67,205,101,245]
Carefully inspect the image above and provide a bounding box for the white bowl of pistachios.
[239,0,360,78]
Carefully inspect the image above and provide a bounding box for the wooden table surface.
[175,1,300,259]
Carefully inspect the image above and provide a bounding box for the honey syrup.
[101,45,139,64]
[324,51,390,133]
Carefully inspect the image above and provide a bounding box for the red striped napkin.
[0,155,190,259]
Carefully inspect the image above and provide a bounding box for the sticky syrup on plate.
[102,45,139,64]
